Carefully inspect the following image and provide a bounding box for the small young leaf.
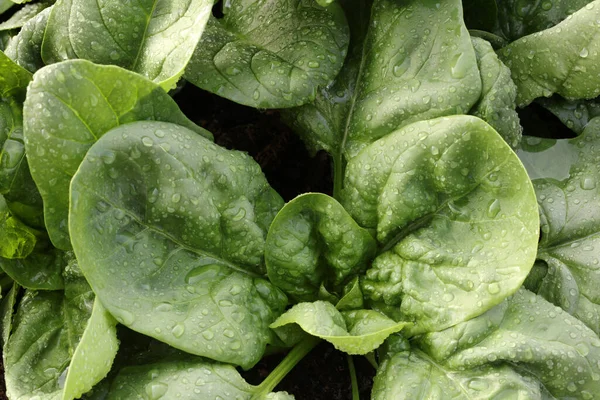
[265,193,376,302]
[271,301,407,354]
[4,6,51,73]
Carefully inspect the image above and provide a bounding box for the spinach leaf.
[0,245,66,290]
[373,343,546,399]
[69,120,287,369]
[0,282,18,352]
[283,0,482,162]
[271,301,407,354]
[184,0,349,109]
[4,6,51,73]
[4,264,118,400]
[343,116,539,334]
[265,193,376,302]
[470,37,522,148]
[0,97,44,228]
[0,194,37,259]
[495,0,593,41]
[418,289,600,398]
[517,119,600,334]
[537,95,600,134]
[0,1,51,31]
[42,0,213,90]
[23,60,212,250]
[499,0,600,107]
[105,357,293,399]
[0,50,32,99]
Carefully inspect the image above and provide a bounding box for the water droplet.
[172,324,185,338]
[580,48,589,58]
[581,177,596,190]
[450,53,469,79]
[202,330,214,340]
[185,264,222,285]
[487,199,501,218]
[145,382,168,399]
[488,282,500,294]
[142,136,154,147]
[308,61,320,68]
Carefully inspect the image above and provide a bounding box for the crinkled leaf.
[271,301,407,354]
[517,120,600,334]
[0,1,50,31]
[265,193,376,302]
[42,0,213,90]
[335,277,363,311]
[185,0,349,108]
[0,194,37,259]
[0,245,66,290]
[106,357,291,400]
[5,6,51,73]
[537,95,600,134]
[418,289,600,398]
[499,0,600,107]
[343,116,539,334]
[0,98,44,227]
[283,0,482,160]
[70,121,287,369]
[23,60,212,250]
[495,0,593,41]
[470,37,522,148]
[372,347,546,399]
[5,267,118,400]
[0,50,32,99]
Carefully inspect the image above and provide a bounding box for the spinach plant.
[0,0,600,399]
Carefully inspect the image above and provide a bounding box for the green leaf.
[69,121,287,369]
[265,193,376,302]
[495,0,593,41]
[105,357,291,400]
[0,1,51,31]
[517,119,600,334]
[282,0,482,160]
[372,345,547,399]
[0,194,37,259]
[537,95,600,134]
[42,0,213,90]
[184,0,349,109]
[0,50,32,99]
[470,37,522,148]
[0,282,18,352]
[0,245,66,290]
[0,97,44,228]
[23,60,212,250]
[418,289,600,398]
[335,277,364,311]
[0,0,14,15]
[343,116,539,334]
[4,6,52,73]
[499,0,600,107]
[5,267,118,400]
[271,301,407,354]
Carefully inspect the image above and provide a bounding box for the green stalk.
[252,336,321,398]
[347,354,360,400]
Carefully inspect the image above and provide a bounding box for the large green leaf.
[0,97,44,227]
[0,194,37,259]
[5,6,52,73]
[494,0,593,41]
[70,121,287,369]
[0,245,66,291]
[499,0,600,107]
[5,265,118,400]
[343,116,539,334]
[517,119,600,334]
[372,339,546,399]
[105,357,292,400]
[42,0,213,90]
[418,289,600,398]
[265,193,376,302]
[283,0,482,163]
[271,301,407,354]
[23,60,212,250]
[185,0,349,109]
[470,37,522,148]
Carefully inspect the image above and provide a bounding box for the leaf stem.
[347,354,360,400]
[252,336,321,398]
[364,352,378,369]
